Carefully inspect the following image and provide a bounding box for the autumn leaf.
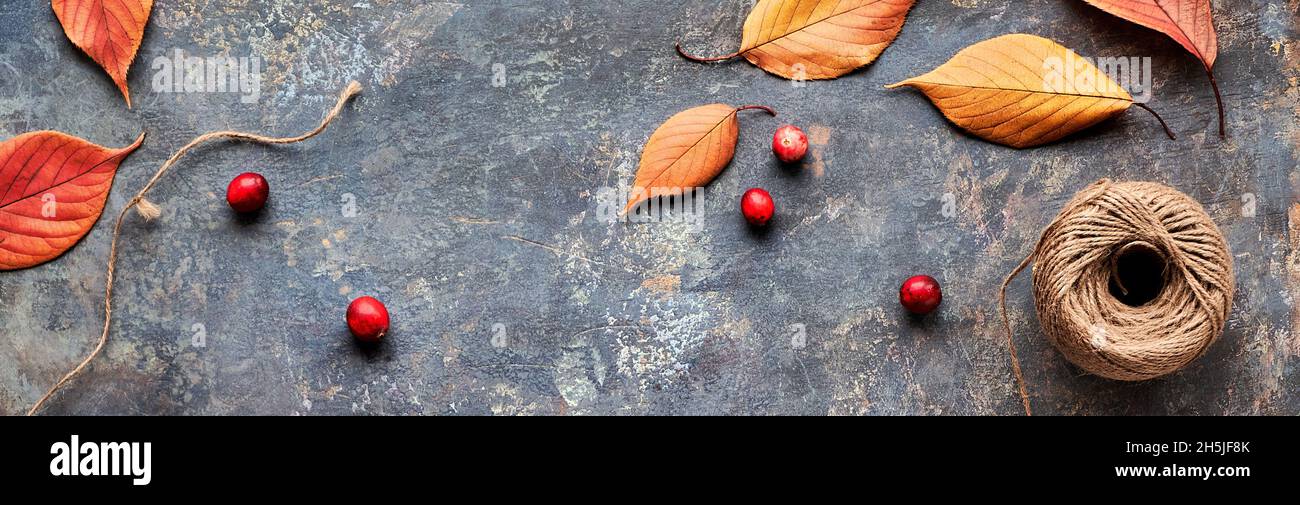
[676,0,916,80]
[51,0,154,108]
[0,131,145,270]
[626,104,775,214]
[886,34,1174,149]
[1080,0,1224,136]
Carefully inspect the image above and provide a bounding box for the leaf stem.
[675,42,742,63]
[1134,103,1176,141]
[735,105,776,117]
[1204,66,1226,138]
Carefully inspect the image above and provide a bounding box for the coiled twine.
[1001,180,1234,413]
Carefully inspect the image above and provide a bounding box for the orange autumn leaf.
[677,0,916,80]
[0,131,145,270]
[887,34,1174,149]
[51,0,154,108]
[626,104,775,213]
[1080,0,1224,136]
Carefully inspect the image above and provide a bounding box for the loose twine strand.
[998,179,1234,416]
[27,81,362,416]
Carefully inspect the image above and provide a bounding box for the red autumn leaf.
[51,0,154,108]
[0,131,144,271]
[1081,0,1225,136]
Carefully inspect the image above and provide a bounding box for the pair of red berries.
[740,125,810,226]
[225,172,391,342]
[746,128,944,317]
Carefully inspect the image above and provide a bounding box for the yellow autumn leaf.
[626,104,775,214]
[677,0,916,80]
[887,34,1173,148]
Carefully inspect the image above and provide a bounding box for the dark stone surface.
[0,0,1297,415]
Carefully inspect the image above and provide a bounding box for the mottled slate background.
[0,0,1296,415]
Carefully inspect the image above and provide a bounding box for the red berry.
[347,296,390,343]
[772,125,808,164]
[226,172,269,213]
[741,188,775,226]
[900,275,942,315]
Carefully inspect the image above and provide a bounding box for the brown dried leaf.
[51,0,154,108]
[0,131,144,270]
[626,104,774,213]
[887,34,1172,148]
[677,0,916,80]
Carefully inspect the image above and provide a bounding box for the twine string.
[998,179,1234,416]
[27,82,362,416]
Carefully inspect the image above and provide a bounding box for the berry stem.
[735,105,776,117]
[675,42,742,63]
[1204,66,1226,138]
[1134,103,1176,141]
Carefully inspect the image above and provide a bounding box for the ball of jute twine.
[999,179,1234,415]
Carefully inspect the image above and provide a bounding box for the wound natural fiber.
[1000,180,1234,415]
